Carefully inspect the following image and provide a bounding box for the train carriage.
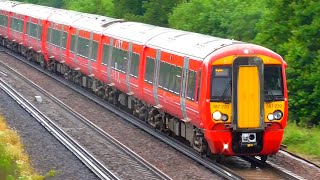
[0,1,288,160]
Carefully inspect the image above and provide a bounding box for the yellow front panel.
[264,101,285,122]
[237,66,260,128]
[210,103,232,123]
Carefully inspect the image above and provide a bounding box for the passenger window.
[130,53,140,78]
[11,18,23,32]
[91,41,98,61]
[61,32,67,48]
[0,15,8,27]
[112,48,127,72]
[196,70,201,102]
[70,35,76,52]
[0,15,3,26]
[159,62,170,89]
[145,57,155,84]
[187,70,196,100]
[77,37,89,58]
[168,66,182,94]
[102,44,109,65]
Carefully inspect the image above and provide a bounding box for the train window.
[0,15,3,26]
[38,26,42,40]
[112,48,127,72]
[145,57,155,84]
[111,48,118,68]
[77,37,89,58]
[4,16,8,27]
[264,66,284,101]
[91,41,98,61]
[211,67,231,102]
[10,18,23,32]
[196,70,201,102]
[71,35,76,52]
[187,70,196,100]
[102,44,109,65]
[26,23,42,40]
[47,28,67,48]
[130,53,140,78]
[159,62,170,89]
[119,49,127,72]
[168,66,182,94]
[0,15,7,27]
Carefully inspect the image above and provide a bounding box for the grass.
[0,115,43,180]
[283,122,320,164]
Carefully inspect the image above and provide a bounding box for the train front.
[203,44,288,157]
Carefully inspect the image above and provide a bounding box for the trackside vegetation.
[0,115,43,179]
[283,123,320,164]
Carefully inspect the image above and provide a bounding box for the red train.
[0,1,288,160]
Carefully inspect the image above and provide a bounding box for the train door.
[232,57,265,130]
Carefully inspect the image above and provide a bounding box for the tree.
[168,0,265,42]
[255,0,320,126]
[113,0,144,18]
[64,0,115,17]
[141,0,182,27]
[16,0,64,8]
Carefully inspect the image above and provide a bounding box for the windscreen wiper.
[220,80,231,102]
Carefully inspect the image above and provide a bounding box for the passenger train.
[0,1,288,160]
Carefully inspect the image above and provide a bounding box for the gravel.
[0,89,98,180]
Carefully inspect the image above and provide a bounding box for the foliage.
[112,0,183,27]
[0,116,43,179]
[283,123,320,157]
[16,0,64,8]
[255,0,320,126]
[168,0,265,42]
[64,0,115,17]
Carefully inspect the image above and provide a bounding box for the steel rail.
[242,156,305,180]
[0,58,172,180]
[1,49,244,180]
[0,78,119,180]
[280,145,320,169]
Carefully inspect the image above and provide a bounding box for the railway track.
[0,78,118,180]
[0,53,172,180]
[0,47,315,179]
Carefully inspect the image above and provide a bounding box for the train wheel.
[260,156,267,162]
[40,57,46,68]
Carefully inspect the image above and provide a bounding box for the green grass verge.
[283,122,320,158]
[0,115,43,180]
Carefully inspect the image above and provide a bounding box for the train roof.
[47,9,84,26]
[103,22,172,45]
[71,13,122,34]
[147,31,242,60]
[103,22,242,60]
[10,3,57,20]
[0,1,22,11]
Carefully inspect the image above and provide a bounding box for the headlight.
[267,113,275,121]
[267,110,283,121]
[273,110,283,120]
[221,114,229,121]
[212,111,222,120]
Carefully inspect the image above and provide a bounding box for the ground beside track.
[0,89,98,180]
